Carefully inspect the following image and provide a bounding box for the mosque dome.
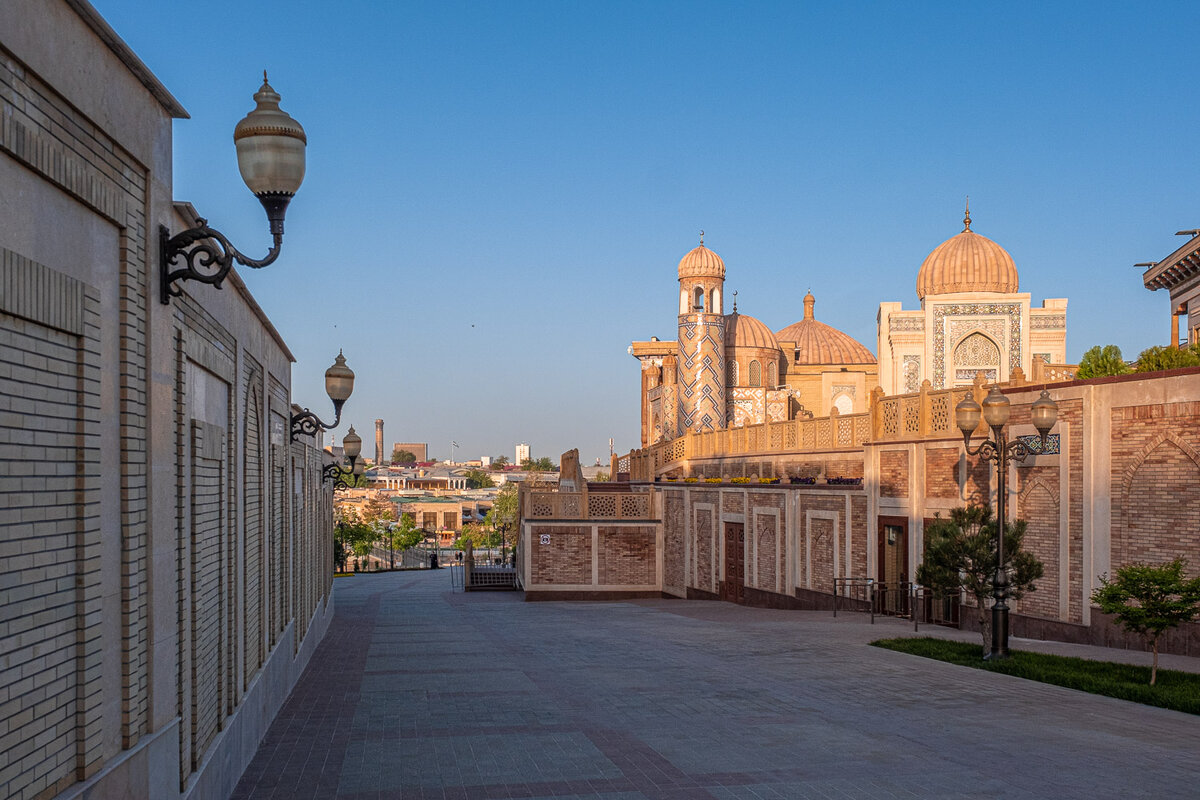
[724,311,779,351]
[916,207,1018,300]
[678,242,725,280]
[775,293,876,365]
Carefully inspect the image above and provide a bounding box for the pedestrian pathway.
[230,570,1200,799]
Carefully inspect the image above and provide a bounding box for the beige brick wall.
[879,450,908,497]
[530,525,592,584]
[598,526,656,585]
[1015,466,1061,620]
[1111,402,1200,568]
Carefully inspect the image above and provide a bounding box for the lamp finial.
[963,196,972,232]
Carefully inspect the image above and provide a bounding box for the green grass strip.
[871,637,1200,716]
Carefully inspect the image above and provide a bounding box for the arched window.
[952,332,1001,385]
[728,360,739,386]
[749,360,762,387]
[767,362,778,388]
[693,286,705,311]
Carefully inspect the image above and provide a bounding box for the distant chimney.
[375,419,384,465]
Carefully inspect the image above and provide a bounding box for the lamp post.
[323,425,363,488]
[292,351,355,441]
[955,385,1058,660]
[161,74,306,304]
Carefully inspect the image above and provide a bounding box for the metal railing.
[832,577,875,622]
[910,585,962,631]
[873,581,913,619]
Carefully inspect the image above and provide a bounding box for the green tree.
[1075,345,1131,379]
[380,514,423,568]
[490,455,509,470]
[523,456,554,472]
[1092,559,1200,685]
[464,468,495,489]
[1134,344,1200,373]
[916,505,1044,651]
[391,448,417,464]
[484,482,519,558]
[454,522,497,551]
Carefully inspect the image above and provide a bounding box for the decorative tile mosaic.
[932,303,1022,388]
[1031,314,1066,329]
[903,355,921,393]
[1017,433,1060,455]
[890,316,925,332]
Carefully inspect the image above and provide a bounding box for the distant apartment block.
[392,442,428,462]
[515,442,531,465]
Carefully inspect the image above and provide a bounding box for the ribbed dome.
[725,311,779,351]
[775,293,876,365]
[678,243,726,280]
[916,209,1018,300]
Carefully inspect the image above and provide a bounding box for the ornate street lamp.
[955,385,1058,660]
[323,424,364,488]
[292,351,355,441]
[160,73,306,304]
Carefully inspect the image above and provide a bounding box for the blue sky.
[94,1,1192,464]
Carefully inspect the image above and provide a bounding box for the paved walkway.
[230,571,1200,799]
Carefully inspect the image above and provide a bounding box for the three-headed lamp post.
[954,385,1058,660]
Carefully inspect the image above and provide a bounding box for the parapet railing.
[612,364,1081,480]
[522,490,654,520]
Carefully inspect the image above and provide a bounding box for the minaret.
[375,419,384,465]
[675,232,726,436]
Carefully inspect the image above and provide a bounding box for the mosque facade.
[631,208,1068,448]
[878,206,1067,395]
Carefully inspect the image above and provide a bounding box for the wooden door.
[722,522,745,603]
[878,516,908,614]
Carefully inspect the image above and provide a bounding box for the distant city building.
[481,455,492,467]
[515,442,531,465]
[392,441,428,462]
[375,419,385,465]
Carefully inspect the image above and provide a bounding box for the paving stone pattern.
[231,571,1200,799]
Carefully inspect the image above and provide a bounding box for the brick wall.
[1015,466,1061,620]
[924,447,960,498]
[530,525,592,584]
[663,491,685,594]
[879,450,908,497]
[0,255,103,800]
[598,526,656,585]
[1111,402,1200,568]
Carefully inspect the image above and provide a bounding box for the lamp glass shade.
[353,458,365,476]
[325,351,355,403]
[1030,390,1058,437]
[955,394,982,435]
[234,76,307,197]
[981,386,1011,428]
[342,425,362,460]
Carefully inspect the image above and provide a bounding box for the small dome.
[724,311,779,351]
[678,244,725,280]
[916,207,1018,300]
[776,293,875,365]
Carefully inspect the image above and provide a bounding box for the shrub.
[1092,559,1200,685]
[1075,345,1131,379]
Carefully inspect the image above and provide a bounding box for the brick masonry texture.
[879,450,908,497]
[1111,402,1200,569]
[598,526,656,586]
[924,447,962,499]
[663,491,684,593]
[1,20,337,797]
[530,525,592,584]
[1016,465,1061,620]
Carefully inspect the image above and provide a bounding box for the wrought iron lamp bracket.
[159,220,283,305]
[290,402,343,442]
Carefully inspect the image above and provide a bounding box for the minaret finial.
[732,290,737,312]
[963,196,972,232]
[699,229,705,246]
[263,69,269,84]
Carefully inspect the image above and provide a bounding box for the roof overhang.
[629,340,676,359]
[1143,234,1200,292]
